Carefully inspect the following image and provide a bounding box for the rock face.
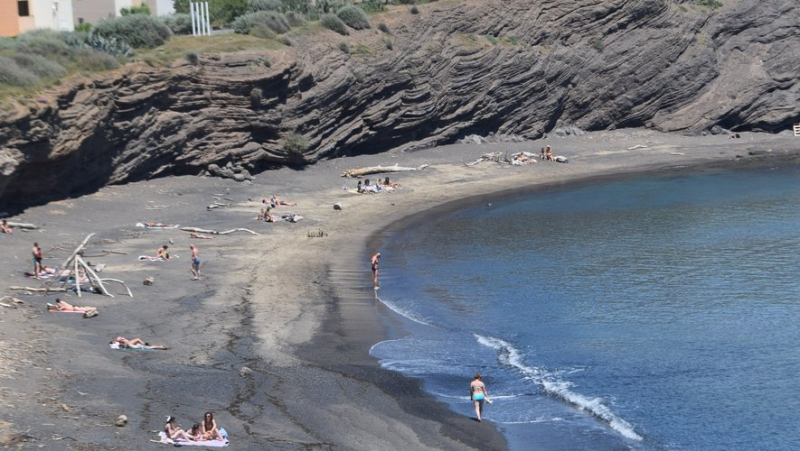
[1,0,798,209]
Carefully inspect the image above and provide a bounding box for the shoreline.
[0,129,798,449]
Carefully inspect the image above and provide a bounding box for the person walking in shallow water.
[470,373,491,422]
[190,244,202,280]
[371,252,381,288]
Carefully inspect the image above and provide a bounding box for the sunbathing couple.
[47,298,98,317]
[262,194,295,208]
[164,412,226,443]
[257,206,276,222]
[540,145,555,161]
[110,336,167,350]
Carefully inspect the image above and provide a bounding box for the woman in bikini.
[371,252,381,288]
[164,416,193,441]
[48,298,97,315]
[470,373,491,422]
[201,411,224,441]
[111,336,167,350]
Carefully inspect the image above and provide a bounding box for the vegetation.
[249,86,263,106]
[120,4,151,15]
[361,0,386,12]
[336,5,371,30]
[410,5,419,14]
[485,34,498,45]
[247,0,283,12]
[694,0,723,9]
[75,22,92,33]
[233,11,291,35]
[589,37,604,52]
[161,14,194,35]
[378,22,390,34]
[338,41,350,53]
[321,14,349,35]
[186,51,199,65]
[94,15,172,48]
[282,132,309,165]
[173,0,248,25]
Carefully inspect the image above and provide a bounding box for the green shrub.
[82,30,134,57]
[0,56,38,86]
[338,41,349,53]
[361,0,385,12]
[282,133,308,165]
[233,11,291,34]
[410,5,419,14]
[320,14,348,35]
[590,37,604,52]
[384,38,393,50]
[161,14,193,35]
[485,34,498,45]
[248,0,282,12]
[186,51,199,65]
[694,0,723,8]
[13,54,66,78]
[397,0,415,4]
[120,4,151,15]
[336,5,370,30]
[378,22,389,33]
[74,22,92,32]
[250,87,263,105]
[280,35,293,46]
[94,14,171,48]
[285,11,306,27]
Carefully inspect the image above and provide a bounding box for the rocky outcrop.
[1,0,798,209]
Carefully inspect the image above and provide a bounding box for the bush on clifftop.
[336,5,371,30]
[94,15,172,48]
[320,14,348,35]
[233,11,291,35]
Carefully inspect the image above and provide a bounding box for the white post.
[198,1,206,36]
[204,1,211,36]
[190,1,197,36]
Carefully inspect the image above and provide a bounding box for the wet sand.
[0,129,798,449]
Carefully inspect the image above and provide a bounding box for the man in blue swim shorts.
[190,244,202,280]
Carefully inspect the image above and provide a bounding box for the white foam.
[375,294,430,325]
[475,334,643,441]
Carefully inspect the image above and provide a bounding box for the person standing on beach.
[32,242,43,279]
[371,252,381,288]
[470,373,491,422]
[190,244,202,280]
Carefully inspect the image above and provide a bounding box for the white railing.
[793,124,800,137]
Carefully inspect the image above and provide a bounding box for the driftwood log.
[10,286,68,292]
[6,221,39,230]
[465,152,506,166]
[341,163,429,178]
[180,227,260,236]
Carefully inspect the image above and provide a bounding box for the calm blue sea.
[370,163,800,450]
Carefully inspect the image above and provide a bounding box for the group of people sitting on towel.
[356,177,400,194]
[163,412,227,443]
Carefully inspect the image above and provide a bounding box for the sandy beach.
[1,129,798,450]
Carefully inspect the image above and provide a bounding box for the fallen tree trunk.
[180,227,260,236]
[100,279,133,298]
[341,163,429,178]
[10,286,67,292]
[6,221,39,230]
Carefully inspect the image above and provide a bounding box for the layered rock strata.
[1,0,798,208]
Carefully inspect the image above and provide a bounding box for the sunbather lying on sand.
[47,298,98,317]
[111,336,167,350]
[264,194,296,207]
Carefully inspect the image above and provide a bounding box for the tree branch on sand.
[340,163,429,178]
[180,227,260,236]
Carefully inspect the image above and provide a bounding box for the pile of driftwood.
[465,152,507,166]
[10,233,133,298]
[341,163,429,178]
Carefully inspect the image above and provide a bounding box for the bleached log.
[341,163,429,178]
[6,221,39,230]
[74,256,82,298]
[180,227,260,236]
[10,286,67,292]
[99,279,133,298]
[77,255,113,297]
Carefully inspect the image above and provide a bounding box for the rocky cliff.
[1,0,798,209]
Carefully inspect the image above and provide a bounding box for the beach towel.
[155,431,229,447]
[280,214,304,223]
[555,156,569,163]
[138,256,165,262]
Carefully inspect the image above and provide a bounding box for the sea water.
[370,163,800,450]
